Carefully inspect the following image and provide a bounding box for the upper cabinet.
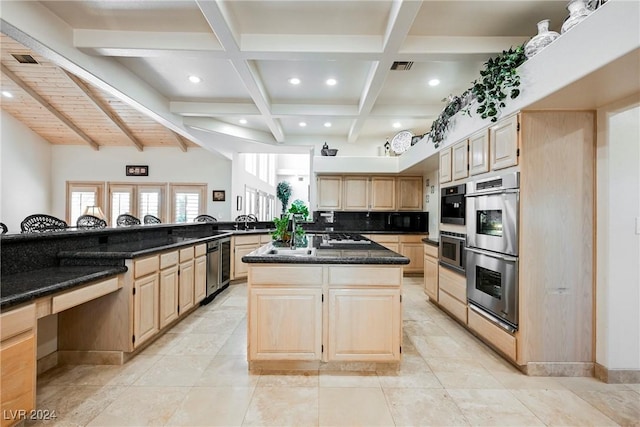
[317,175,423,212]
[439,147,452,184]
[317,176,343,210]
[490,114,520,170]
[452,139,469,181]
[469,129,490,176]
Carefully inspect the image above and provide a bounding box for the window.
[138,185,165,222]
[66,182,105,226]
[108,184,135,225]
[244,186,276,221]
[170,184,206,223]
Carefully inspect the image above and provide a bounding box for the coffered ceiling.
[0,0,570,156]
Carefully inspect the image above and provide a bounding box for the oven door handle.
[464,246,518,262]
[465,188,519,197]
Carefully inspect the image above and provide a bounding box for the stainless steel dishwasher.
[206,237,231,301]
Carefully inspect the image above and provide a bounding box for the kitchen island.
[242,234,409,371]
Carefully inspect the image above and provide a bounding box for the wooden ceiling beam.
[62,70,144,152]
[170,131,189,152]
[1,64,100,151]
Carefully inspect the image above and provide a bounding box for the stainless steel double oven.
[465,172,520,332]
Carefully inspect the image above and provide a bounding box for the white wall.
[423,170,440,237]
[51,145,232,221]
[0,110,52,232]
[596,96,640,371]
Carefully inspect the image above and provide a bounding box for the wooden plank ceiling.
[0,35,197,151]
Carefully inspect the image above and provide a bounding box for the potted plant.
[271,199,310,246]
[276,181,292,216]
[271,216,292,247]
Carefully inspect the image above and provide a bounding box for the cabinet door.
[343,176,370,210]
[249,288,323,360]
[424,255,438,301]
[469,129,490,175]
[317,176,342,210]
[400,243,424,274]
[370,177,396,210]
[234,245,256,279]
[1,333,36,425]
[439,147,452,183]
[179,260,195,314]
[397,177,423,211]
[133,274,159,348]
[452,139,469,180]
[328,289,401,362]
[194,255,207,303]
[490,114,519,170]
[159,265,179,328]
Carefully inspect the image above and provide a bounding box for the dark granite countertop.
[1,265,128,309]
[422,237,439,247]
[242,235,409,265]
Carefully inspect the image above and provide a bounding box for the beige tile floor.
[30,278,639,426]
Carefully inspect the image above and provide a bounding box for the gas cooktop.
[321,233,371,245]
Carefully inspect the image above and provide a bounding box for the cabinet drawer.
[179,246,194,262]
[250,266,323,286]
[328,266,402,287]
[439,268,466,302]
[1,304,35,341]
[160,250,179,269]
[368,234,399,244]
[438,290,467,324]
[424,243,438,258]
[235,234,260,246]
[260,234,273,244]
[1,333,36,421]
[400,235,425,243]
[134,255,159,279]
[52,277,120,314]
[195,244,206,258]
[468,308,516,361]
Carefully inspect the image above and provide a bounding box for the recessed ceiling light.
[239,118,247,124]
[326,78,337,86]
[289,77,301,85]
[428,79,440,87]
[324,122,332,127]
[2,91,13,98]
[299,122,307,127]
[188,75,201,84]
[393,122,402,128]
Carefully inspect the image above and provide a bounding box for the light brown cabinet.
[370,177,396,210]
[133,272,160,348]
[342,176,370,210]
[439,146,452,183]
[490,114,519,170]
[452,139,469,180]
[232,234,263,280]
[317,175,423,212]
[437,267,467,324]
[317,176,343,210]
[194,254,207,303]
[397,176,423,211]
[423,243,438,301]
[469,129,490,175]
[159,264,179,328]
[399,235,425,274]
[1,304,36,427]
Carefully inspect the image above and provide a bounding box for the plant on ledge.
[276,181,292,216]
[470,44,527,122]
[427,44,526,146]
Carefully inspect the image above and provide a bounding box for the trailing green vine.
[427,44,526,146]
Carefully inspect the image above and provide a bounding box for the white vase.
[524,19,560,58]
[562,0,592,33]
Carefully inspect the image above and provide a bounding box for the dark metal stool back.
[0,222,7,234]
[193,214,217,223]
[235,214,258,222]
[20,214,68,233]
[143,215,162,224]
[116,214,141,226]
[76,215,107,229]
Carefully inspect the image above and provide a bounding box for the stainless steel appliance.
[465,172,520,331]
[441,184,466,225]
[206,237,231,300]
[386,212,428,231]
[439,231,466,274]
[466,172,519,256]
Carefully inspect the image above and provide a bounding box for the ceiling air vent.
[390,61,413,71]
[11,54,39,64]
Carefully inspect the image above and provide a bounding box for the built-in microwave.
[386,212,427,232]
[439,231,466,274]
[441,184,466,225]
